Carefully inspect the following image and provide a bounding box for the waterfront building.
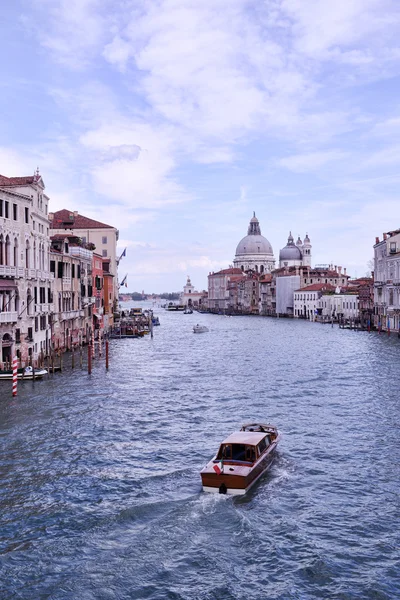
[49,210,119,326]
[275,272,301,316]
[279,232,312,268]
[259,273,275,316]
[374,230,400,331]
[207,267,243,311]
[50,235,90,349]
[92,253,105,331]
[237,271,260,314]
[0,172,53,367]
[180,276,205,307]
[294,284,335,320]
[233,213,275,274]
[320,288,359,322]
[348,277,374,328]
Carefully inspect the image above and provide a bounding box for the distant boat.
[200,423,280,495]
[184,308,193,314]
[193,324,209,333]
[0,366,48,381]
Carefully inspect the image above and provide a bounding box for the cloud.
[277,150,349,172]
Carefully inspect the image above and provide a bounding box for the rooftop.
[50,209,114,230]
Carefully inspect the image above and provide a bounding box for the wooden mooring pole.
[88,345,92,375]
[105,340,109,370]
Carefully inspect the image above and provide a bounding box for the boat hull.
[0,368,48,381]
[201,440,278,495]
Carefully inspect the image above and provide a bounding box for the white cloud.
[277,150,349,172]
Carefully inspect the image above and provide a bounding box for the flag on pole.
[121,248,126,258]
[213,459,223,475]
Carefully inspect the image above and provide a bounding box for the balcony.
[35,303,55,313]
[69,246,93,260]
[0,311,18,323]
[61,309,84,321]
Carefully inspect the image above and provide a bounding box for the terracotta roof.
[0,174,36,186]
[209,268,243,276]
[50,209,114,230]
[295,283,336,292]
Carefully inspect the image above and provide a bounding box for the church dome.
[279,231,302,261]
[235,213,273,256]
[235,234,273,256]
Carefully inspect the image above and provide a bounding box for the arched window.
[5,235,10,266]
[255,265,258,272]
[27,289,32,315]
[25,240,30,269]
[15,293,19,313]
[241,265,244,271]
[13,237,18,267]
[260,265,264,274]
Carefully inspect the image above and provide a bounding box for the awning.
[0,280,17,291]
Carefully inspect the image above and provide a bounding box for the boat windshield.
[217,444,256,463]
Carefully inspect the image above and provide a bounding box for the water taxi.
[0,366,48,381]
[200,423,280,495]
[193,324,209,333]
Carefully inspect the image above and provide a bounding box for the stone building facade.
[0,172,53,367]
[374,230,400,331]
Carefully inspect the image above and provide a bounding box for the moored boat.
[0,366,48,381]
[193,324,209,333]
[200,423,280,495]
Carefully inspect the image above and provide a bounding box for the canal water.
[1,306,399,600]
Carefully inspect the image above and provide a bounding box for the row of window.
[0,200,30,223]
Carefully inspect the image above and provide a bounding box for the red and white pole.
[91,329,95,358]
[12,356,18,397]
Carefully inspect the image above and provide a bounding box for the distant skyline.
[2,1,400,292]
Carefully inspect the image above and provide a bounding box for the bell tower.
[302,234,312,267]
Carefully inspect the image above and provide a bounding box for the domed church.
[279,232,312,268]
[233,213,276,274]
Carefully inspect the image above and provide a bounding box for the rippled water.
[1,306,399,599]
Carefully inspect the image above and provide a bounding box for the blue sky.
[2,0,400,293]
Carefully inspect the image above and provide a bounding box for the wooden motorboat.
[0,366,48,381]
[200,423,280,495]
[193,324,209,333]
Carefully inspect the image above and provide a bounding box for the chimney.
[344,267,347,276]
[48,212,54,221]
[74,211,79,217]
[334,265,337,272]
[375,236,379,244]
[383,233,387,240]
[338,266,342,275]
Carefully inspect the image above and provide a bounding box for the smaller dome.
[280,231,302,261]
[279,245,302,261]
[296,235,303,247]
[304,233,311,244]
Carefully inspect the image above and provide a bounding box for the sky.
[1,0,400,293]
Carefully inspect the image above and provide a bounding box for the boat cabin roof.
[221,431,267,446]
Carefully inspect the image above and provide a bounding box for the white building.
[276,274,300,316]
[320,290,359,322]
[233,213,275,274]
[374,229,400,331]
[0,171,53,367]
[180,276,205,307]
[294,284,334,320]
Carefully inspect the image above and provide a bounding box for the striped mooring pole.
[12,356,18,397]
[92,330,95,358]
